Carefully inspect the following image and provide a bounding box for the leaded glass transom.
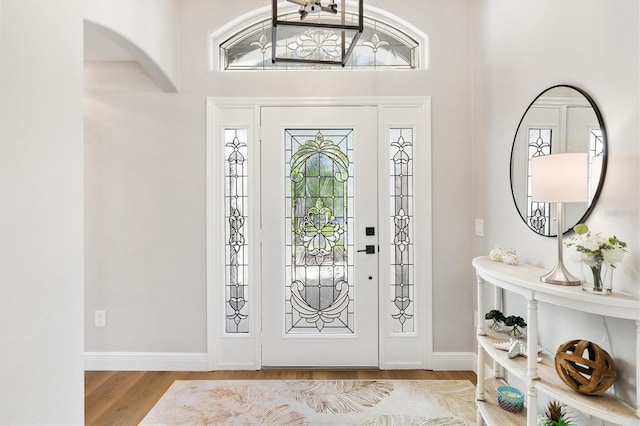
[219,11,419,70]
[527,128,552,235]
[285,129,354,334]
[225,129,249,333]
[389,129,414,333]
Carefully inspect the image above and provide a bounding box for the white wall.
[472,0,639,409]
[0,1,179,423]
[84,62,207,353]
[0,3,85,424]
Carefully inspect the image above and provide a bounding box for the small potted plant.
[504,315,527,338]
[538,400,574,426]
[485,309,506,331]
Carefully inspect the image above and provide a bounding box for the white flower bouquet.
[565,224,627,293]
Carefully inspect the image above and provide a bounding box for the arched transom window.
[217,9,424,70]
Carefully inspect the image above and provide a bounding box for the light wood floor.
[85,369,477,425]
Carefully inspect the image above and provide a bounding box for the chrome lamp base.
[540,263,581,286]
[540,202,581,286]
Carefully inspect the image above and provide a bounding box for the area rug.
[140,380,477,425]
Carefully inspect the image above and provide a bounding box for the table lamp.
[531,153,588,285]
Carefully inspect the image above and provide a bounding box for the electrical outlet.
[95,310,106,327]
[475,219,484,237]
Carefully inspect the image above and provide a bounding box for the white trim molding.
[207,97,432,371]
[84,352,209,371]
[430,352,476,371]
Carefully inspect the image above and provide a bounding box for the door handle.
[357,245,376,254]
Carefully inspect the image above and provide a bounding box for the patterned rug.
[140,380,477,425]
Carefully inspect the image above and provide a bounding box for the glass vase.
[489,320,503,332]
[508,326,525,338]
[581,261,613,295]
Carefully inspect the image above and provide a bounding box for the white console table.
[473,256,640,426]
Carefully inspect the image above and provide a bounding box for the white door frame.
[206,97,432,370]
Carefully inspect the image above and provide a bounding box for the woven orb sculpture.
[555,339,616,395]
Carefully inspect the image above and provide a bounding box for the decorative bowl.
[502,251,519,265]
[497,386,524,412]
[489,246,504,262]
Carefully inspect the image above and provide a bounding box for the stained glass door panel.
[261,106,378,367]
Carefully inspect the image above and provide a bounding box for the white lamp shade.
[531,153,589,202]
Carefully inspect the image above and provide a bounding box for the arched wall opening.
[84,20,177,93]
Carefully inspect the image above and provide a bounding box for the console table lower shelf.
[477,331,639,425]
[474,255,640,425]
[477,378,526,425]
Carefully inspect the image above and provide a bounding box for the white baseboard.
[216,361,259,370]
[84,351,475,372]
[84,352,209,371]
[380,361,426,370]
[430,352,475,371]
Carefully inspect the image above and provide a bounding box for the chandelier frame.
[271,0,364,66]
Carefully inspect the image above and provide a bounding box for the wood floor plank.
[84,371,116,397]
[89,372,177,426]
[85,371,147,425]
[85,369,477,425]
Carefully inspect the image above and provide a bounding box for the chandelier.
[271,0,364,66]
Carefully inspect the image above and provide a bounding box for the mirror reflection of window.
[589,129,604,202]
[526,128,553,235]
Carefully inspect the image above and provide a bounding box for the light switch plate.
[95,310,106,327]
[475,219,484,237]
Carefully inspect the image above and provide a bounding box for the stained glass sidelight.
[219,12,418,70]
[389,129,414,333]
[225,129,249,333]
[527,128,552,235]
[285,129,354,334]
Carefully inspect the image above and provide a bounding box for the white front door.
[260,106,379,367]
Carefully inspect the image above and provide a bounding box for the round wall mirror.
[510,85,607,237]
